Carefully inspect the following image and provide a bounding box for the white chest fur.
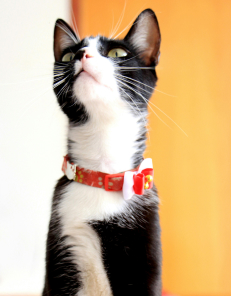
[68,107,142,174]
[58,182,128,296]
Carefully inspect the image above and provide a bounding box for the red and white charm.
[122,158,154,200]
[62,155,77,180]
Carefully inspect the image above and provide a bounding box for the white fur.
[62,222,113,296]
[74,38,120,106]
[58,37,144,295]
[68,108,140,173]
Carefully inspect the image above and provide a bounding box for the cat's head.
[53,9,161,125]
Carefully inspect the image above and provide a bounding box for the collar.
[62,155,154,200]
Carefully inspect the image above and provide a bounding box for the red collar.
[62,155,154,200]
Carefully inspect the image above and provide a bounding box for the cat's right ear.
[124,9,161,66]
[54,19,79,62]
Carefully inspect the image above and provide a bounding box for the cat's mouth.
[79,69,96,81]
[74,68,97,83]
[76,68,113,91]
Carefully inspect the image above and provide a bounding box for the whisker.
[56,82,68,98]
[113,55,140,65]
[54,70,72,79]
[114,66,155,70]
[115,73,154,90]
[71,5,80,39]
[148,100,188,137]
[113,16,136,40]
[109,8,115,38]
[115,78,172,130]
[113,7,153,39]
[154,89,177,98]
[116,73,186,134]
[118,87,140,115]
[59,83,69,99]
[53,78,67,89]
[115,74,153,95]
[54,73,72,82]
[118,85,150,140]
[116,72,177,98]
[56,23,78,44]
[55,73,72,98]
[109,1,126,39]
[60,101,68,110]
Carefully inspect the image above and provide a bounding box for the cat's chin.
[78,70,100,85]
[74,71,120,105]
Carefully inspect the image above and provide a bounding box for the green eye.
[62,52,75,62]
[108,48,127,58]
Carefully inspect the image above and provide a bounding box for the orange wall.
[72,1,231,295]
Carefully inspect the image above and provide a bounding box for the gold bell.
[144,182,149,189]
[146,175,153,182]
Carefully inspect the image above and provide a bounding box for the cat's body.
[43,9,162,296]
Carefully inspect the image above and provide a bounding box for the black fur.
[89,190,162,296]
[43,177,82,296]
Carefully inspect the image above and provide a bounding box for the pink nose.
[85,53,93,58]
[81,48,94,61]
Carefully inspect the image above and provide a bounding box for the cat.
[43,8,162,296]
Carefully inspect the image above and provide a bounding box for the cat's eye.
[62,52,75,62]
[107,48,127,58]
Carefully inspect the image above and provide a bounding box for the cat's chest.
[58,181,128,226]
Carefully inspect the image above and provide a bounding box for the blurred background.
[0,0,230,295]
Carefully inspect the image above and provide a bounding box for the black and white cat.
[43,9,162,296]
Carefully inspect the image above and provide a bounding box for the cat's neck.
[67,108,146,174]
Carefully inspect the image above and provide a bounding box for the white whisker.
[109,8,115,38]
[116,72,177,98]
[148,100,188,137]
[115,74,153,95]
[118,86,150,141]
[56,23,78,44]
[113,6,153,39]
[115,73,154,90]
[71,5,80,39]
[116,77,172,130]
[109,1,126,39]
[115,66,155,70]
[154,89,177,98]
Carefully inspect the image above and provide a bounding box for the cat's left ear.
[54,19,80,62]
[124,9,161,66]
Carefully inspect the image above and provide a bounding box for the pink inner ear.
[140,16,161,66]
[54,20,78,62]
[124,10,161,66]
[54,26,64,61]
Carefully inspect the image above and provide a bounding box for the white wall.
[0,0,70,294]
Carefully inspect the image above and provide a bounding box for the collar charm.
[122,158,153,200]
[62,155,154,200]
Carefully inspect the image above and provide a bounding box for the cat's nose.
[75,48,94,61]
[84,53,93,59]
[82,48,94,60]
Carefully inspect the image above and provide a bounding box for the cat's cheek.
[74,60,82,74]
